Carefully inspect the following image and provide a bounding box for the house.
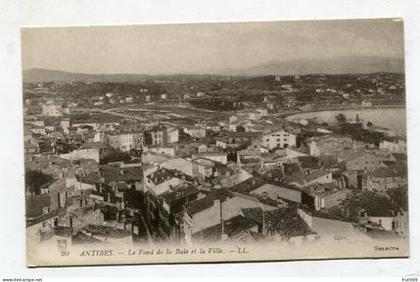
[339,191,401,233]
[31,126,47,135]
[337,149,382,172]
[196,151,228,165]
[308,136,359,157]
[42,100,63,117]
[363,165,407,192]
[248,109,268,120]
[301,183,349,211]
[387,187,409,236]
[100,163,143,191]
[297,208,370,243]
[146,126,165,146]
[143,168,196,237]
[191,214,259,243]
[261,129,296,150]
[145,125,179,146]
[248,182,303,204]
[59,148,100,163]
[157,184,200,240]
[285,167,334,189]
[106,131,144,152]
[184,125,206,138]
[242,207,317,245]
[205,121,222,132]
[379,139,407,153]
[161,158,194,178]
[166,127,179,144]
[183,188,276,244]
[237,149,262,171]
[215,131,261,150]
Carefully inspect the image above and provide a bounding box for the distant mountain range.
[218,56,404,76]
[23,56,404,82]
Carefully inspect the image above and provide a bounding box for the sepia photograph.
[21,18,409,266]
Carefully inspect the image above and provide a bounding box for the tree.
[335,113,347,124]
[25,170,54,195]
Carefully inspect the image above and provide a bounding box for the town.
[24,71,408,250]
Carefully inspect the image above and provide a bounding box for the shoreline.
[282,104,406,119]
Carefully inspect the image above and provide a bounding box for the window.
[42,207,50,215]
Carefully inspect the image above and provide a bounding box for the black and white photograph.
[21,18,409,266]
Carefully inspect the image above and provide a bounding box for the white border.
[0,0,419,277]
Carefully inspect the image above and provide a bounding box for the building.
[379,139,407,153]
[301,183,349,211]
[183,188,276,244]
[262,129,296,150]
[336,149,382,172]
[184,125,206,138]
[197,151,228,165]
[41,101,63,117]
[106,131,144,152]
[308,136,358,157]
[363,165,407,192]
[145,125,178,146]
[166,127,179,144]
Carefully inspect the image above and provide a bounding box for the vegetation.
[25,170,54,195]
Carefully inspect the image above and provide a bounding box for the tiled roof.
[192,215,258,242]
[186,188,233,215]
[387,187,408,212]
[159,184,199,204]
[369,165,407,178]
[297,156,321,170]
[26,194,51,218]
[391,153,407,162]
[229,176,266,194]
[343,192,395,217]
[101,165,143,182]
[264,208,315,238]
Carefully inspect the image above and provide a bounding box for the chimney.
[261,205,266,235]
[213,199,224,237]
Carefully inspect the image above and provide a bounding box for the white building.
[42,101,63,117]
[379,139,407,153]
[166,127,179,143]
[107,132,144,151]
[184,125,206,138]
[262,129,296,150]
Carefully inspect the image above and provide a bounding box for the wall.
[298,208,369,242]
[60,149,100,162]
[251,183,302,203]
[368,216,394,231]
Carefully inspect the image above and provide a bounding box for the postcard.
[22,18,408,266]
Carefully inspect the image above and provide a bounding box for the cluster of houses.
[25,100,408,251]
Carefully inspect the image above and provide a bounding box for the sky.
[21,18,404,75]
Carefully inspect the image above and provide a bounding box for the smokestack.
[213,199,224,237]
[260,204,266,235]
[69,217,73,232]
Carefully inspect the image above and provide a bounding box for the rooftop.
[101,165,143,183]
[186,188,233,215]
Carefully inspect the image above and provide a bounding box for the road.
[79,107,178,127]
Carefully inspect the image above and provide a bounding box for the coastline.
[282,104,406,119]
